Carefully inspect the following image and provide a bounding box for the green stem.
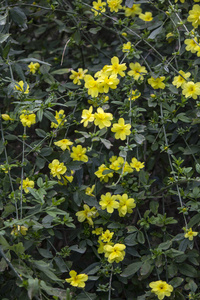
[20,126,26,219]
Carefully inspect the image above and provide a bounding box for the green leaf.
[35,128,46,138]
[121,262,142,277]
[38,248,53,258]
[27,278,40,300]
[169,277,184,288]
[51,68,70,74]
[149,200,159,215]
[188,213,200,228]
[179,263,197,277]
[100,138,113,149]
[140,262,152,276]
[158,240,172,250]
[0,34,10,44]
[33,260,62,281]
[17,58,51,66]
[148,26,163,40]
[10,7,27,29]
[124,232,138,246]
[0,13,7,25]
[137,231,145,244]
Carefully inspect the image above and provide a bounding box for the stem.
[20,126,26,219]
[0,116,18,219]
[108,267,113,300]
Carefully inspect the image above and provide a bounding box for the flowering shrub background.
[1,0,200,299]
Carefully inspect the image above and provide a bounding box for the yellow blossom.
[139,12,153,21]
[104,243,126,263]
[94,107,113,129]
[85,184,95,196]
[28,62,40,74]
[15,81,29,94]
[187,5,200,28]
[58,172,74,185]
[184,228,198,240]
[11,225,28,236]
[76,204,98,226]
[65,270,88,288]
[84,75,103,97]
[106,56,127,77]
[97,236,114,253]
[51,109,66,128]
[111,118,131,140]
[184,38,198,53]
[124,4,142,17]
[172,70,191,88]
[54,139,73,151]
[182,81,200,99]
[130,157,145,171]
[70,145,88,162]
[117,194,136,217]
[149,280,173,300]
[92,227,103,235]
[122,41,132,53]
[20,178,34,193]
[48,159,67,179]
[97,74,119,93]
[2,114,13,121]
[148,76,166,89]
[128,89,141,101]
[101,230,114,242]
[128,62,147,81]
[107,0,123,13]
[99,192,119,213]
[95,164,113,182]
[70,68,88,85]
[20,111,36,127]
[81,106,94,127]
[91,0,106,16]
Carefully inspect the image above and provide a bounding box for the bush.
[1,0,200,299]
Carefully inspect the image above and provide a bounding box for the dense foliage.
[1,0,200,299]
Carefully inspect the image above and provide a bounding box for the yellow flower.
[149,280,173,300]
[65,270,88,288]
[28,62,40,74]
[97,74,119,93]
[11,225,28,236]
[175,0,185,3]
[184,38,198,53]
[166,32,175,43]
[76,204,98,226]
[182,81,200,99]
[81,106,94,127]
[2,114,13,121]
[139,12,153,21]
[58,172,74,185]
[187,5,200,28]
[20,178,35,193]
[101,230,114,243]
[117,194,136,217]
[172,70,191,88]
[97,236,114,253]
[107,0,123,12]
[94,107,113,129]
[122,41,132,53]
[99,192,119,213]
[85,184,95,196]
[20,111,36,127]
[92,227,103,235]
[128,62,147,81]
[130,157,145,171]
[70,145,88,162]
[148,76,166,89]
[128,89,141,101]
[106,56,127,77]
[91,0,106,16]
[84,75,103,97]
[111,118,131,140]
[124,4,142,17]
[48,159,67,179]
[15,81,29,94]
[104,243,126,263]
[184,228,198,240]
[54,139,73,151]
[70,68,88,85]
[51,109,66,128]
[95,164,113,182]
